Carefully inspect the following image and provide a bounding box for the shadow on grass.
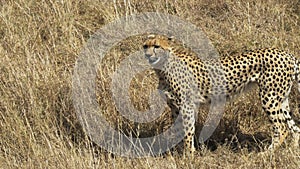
[193,116,271,154]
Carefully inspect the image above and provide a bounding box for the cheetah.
[143,34,300,156]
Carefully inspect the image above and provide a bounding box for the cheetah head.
[143,34,174,66]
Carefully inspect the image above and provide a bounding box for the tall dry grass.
[0,0,300,168]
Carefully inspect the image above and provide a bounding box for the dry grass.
[1,0,300,168]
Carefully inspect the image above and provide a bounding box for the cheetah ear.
[147,34,156,38]
[168,36,175,41]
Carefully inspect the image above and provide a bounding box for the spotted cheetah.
[143,34,300,156]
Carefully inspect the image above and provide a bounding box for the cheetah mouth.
[148,56,160,65]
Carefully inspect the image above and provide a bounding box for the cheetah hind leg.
[281,97,300,149]
[295,67,300,148]
[261,95,289,151]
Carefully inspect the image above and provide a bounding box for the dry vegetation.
[1,0,300,168]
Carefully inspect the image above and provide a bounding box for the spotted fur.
[143,34,300,156]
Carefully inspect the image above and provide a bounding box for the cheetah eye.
[143,45,148,49]
[154,45,160,48]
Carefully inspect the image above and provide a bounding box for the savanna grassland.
[1,0,300,168]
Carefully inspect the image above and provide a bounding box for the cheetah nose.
[145,53,152,58]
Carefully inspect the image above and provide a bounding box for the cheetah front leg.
[180,101,196,158]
